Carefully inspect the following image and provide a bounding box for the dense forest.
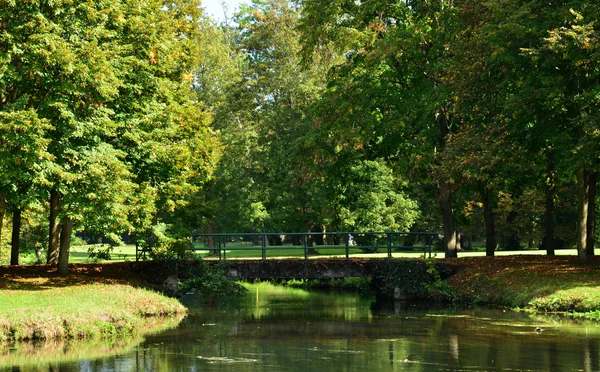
[0,0,599,270]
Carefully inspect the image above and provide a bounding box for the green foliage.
[0,0,222,268]
[334,159,419,233]
[137,223,194,260]
[422,257,456,300]
[87,245,113,261]
[179,263,247,303]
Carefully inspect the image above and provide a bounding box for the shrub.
[179,262,246,303]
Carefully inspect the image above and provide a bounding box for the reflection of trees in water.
[0,338,137,372]
[1,315,184,372]
[51,314,600,372]
[10,297,600,372]
[550,342,559,372]
[584,339,599,372]
[486,338,498,369]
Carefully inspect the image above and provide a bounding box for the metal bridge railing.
[136,232,438,261]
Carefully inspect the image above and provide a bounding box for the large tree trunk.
[545,150,555,256]
[47,189,61,264]
[58,218,73,275]
[479,182,496,257]
[586,171,597,256]
[10,207,21,266]
[438,178,457,258]
[206,221,215,249]
[577,168,589,263]
[0,193,5,244]
[437,109,457,258]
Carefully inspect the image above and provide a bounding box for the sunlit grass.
[69,244,137,263]
[0,284,186,341]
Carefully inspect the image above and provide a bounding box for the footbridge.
[136,231,438,262]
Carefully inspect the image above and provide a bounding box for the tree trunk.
[545,150,555,256]
[326,234,334,246]
[586,171,597,256]
[479,182,496,257]
[206,221,215,249]
[504,211,520,250]
[436,109,457,258]
[292,234,301,245]
[10,207,21,266]
[577,168,589,263]
[438,178,457,258]
[47,189,61,264]
[58,218,73,275]
[0,193,5,244]
[312,226,324,245]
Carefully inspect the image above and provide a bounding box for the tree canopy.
[1,0,599,266]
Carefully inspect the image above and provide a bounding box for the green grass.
[69,242,597,263]
[69,244,137,263]
[0,284,186,341]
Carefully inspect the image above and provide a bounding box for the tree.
[1,0,220,272]
[196,0,336,236]
[300,0,462,256]
[0,111,51,265]
[521,7,600,261]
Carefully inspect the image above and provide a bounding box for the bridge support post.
[345,237,349,259]
[427,235,432,258]
[387,233,392,258]
[262,234,266,260]
[219,235,224,260]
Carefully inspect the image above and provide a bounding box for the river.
[3,282,600,371]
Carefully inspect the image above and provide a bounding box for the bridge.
[135,231,438,261]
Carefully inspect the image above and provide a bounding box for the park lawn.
[192,242,433,259]
[0,263,186,342]
[68,242,592,263]
[69,244,137,263]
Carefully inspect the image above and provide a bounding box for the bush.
[179,262,246,303]
[134,259,246,303]
[87,245,113,261]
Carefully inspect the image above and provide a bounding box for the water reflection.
[0,315,184,372]
[4,283,600,371]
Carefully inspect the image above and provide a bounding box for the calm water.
[3,283,600,371]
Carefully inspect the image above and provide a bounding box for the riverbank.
[446,255,600,317]
[0,263,186,342]
[3,255,600,342]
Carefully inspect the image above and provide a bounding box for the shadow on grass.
[0,262,141,291]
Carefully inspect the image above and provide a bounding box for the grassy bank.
[446,255,600,317]
[0,263,186,342]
